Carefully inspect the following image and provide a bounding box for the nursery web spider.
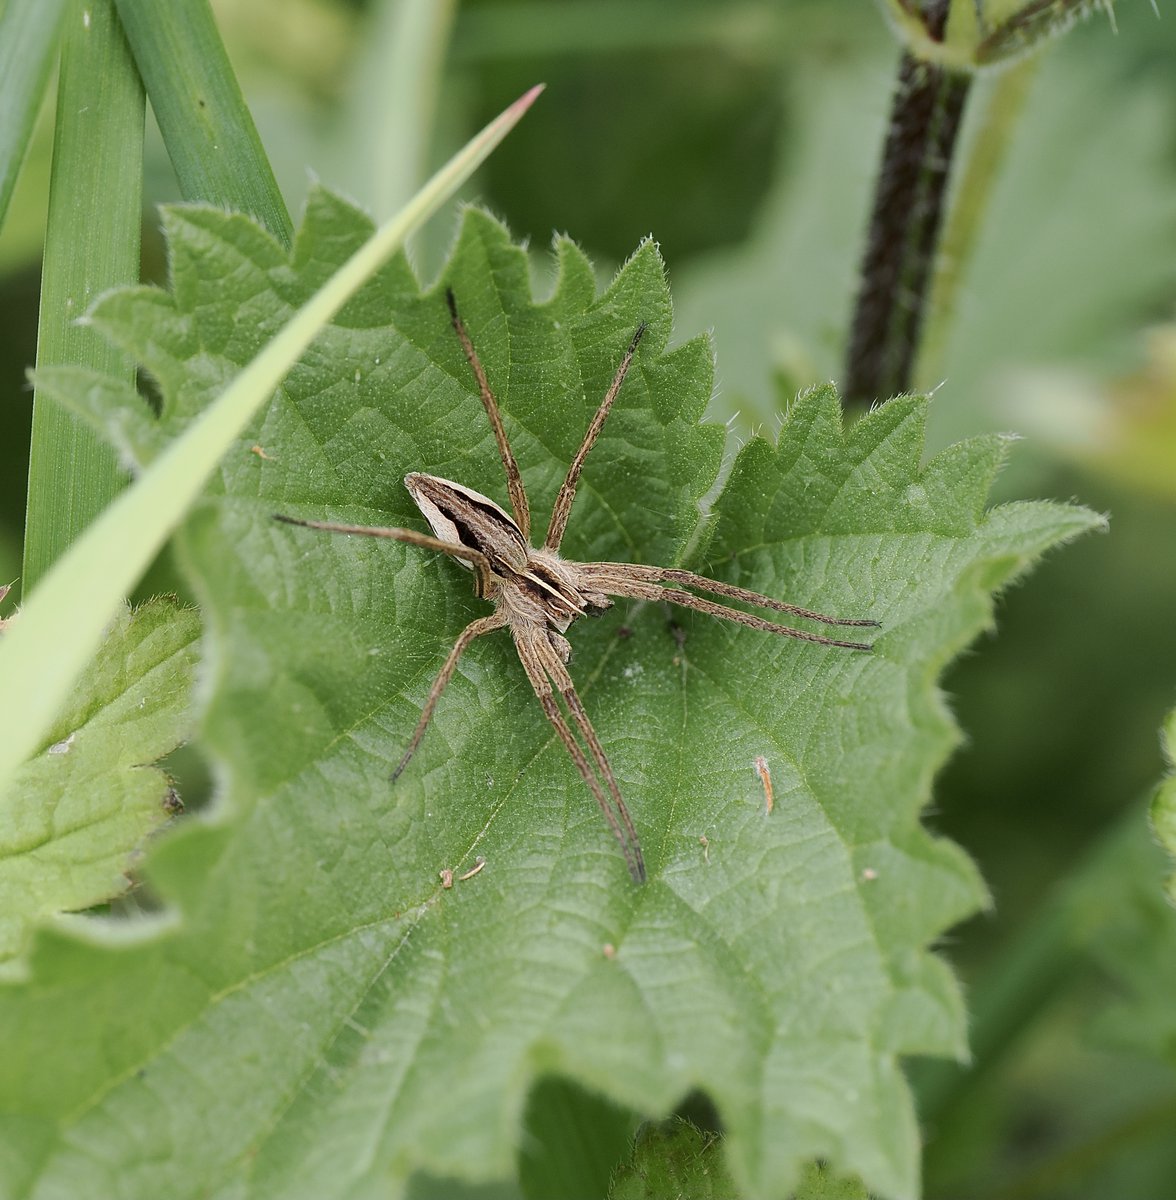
[276,291,877,883]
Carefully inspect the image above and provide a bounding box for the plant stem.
[843,3,970,408]
[22,0,143,594]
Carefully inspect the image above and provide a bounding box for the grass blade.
[114,0,292,245]
[0,0,68,231]
[22,0,144,592]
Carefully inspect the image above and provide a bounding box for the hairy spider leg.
[544,322,647,552]
[391,612,507,781]
[580,564,876,651]
[513,627,646,883]
[446,288,531,541]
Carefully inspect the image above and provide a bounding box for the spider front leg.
[514,629,646,883]
[579,563,878,650]
[544,321,648,552]
[273,513,496,594]
[272,513,506,772]
[446,289,531,541]
[604,564,880,630]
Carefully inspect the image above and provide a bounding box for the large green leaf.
[0,191,1099,1200]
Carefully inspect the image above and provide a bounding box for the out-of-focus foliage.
[1155,709,1176,907]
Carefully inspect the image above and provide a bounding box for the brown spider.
[275,291,877,882]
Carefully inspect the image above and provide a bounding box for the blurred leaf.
[919,805,1176,1199]
[1152,707,1176,912]
[922,24,1176,451]
[0,194,1099,1200]
[1088,832,1176,1071]
[0,598,198,971]
[1003,324,1176,502]
[473,32,786,264]
[674,53,891,430]
[0,0,67,232]
[674,21,1176,460]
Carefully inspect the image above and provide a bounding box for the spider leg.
[391,612,507,781]
[446,289,531,541]
[544,322,648,552]
[273,513,494,594]
[584,562,880,628]
[581,567,875,651]
[514,630,647,883]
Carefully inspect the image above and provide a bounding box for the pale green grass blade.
[0,84,543,794]
[21,0,144,593]
[113,0,292,244]
[0,0,68,230]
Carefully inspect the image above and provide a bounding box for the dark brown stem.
[843,8,971,409]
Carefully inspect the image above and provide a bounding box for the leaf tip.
[517,82,546,111]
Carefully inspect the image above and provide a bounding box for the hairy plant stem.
[844,8,971,408]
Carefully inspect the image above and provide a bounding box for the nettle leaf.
[610,1119,738,1200]
[0,598,198,972]
[0,190,1100,1200]
[610,1118,868,1200]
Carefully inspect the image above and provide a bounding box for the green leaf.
[0,598,198,972]
[0,194,1100,1200]
[610,1119,736,1200]
[916,801,1176,1175]
[1155,708,1176,908]
[610,1118,868,1199]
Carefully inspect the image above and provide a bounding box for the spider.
[276,291,877,883]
